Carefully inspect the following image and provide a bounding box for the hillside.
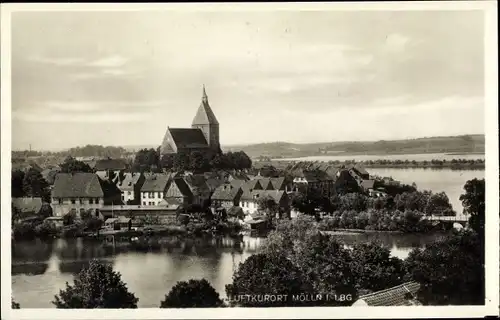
[224,134,485,159]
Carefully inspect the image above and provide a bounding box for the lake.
[12,232,448,308]
[11,167,485,308]
[276,152,485,162]
[365,168,484,214]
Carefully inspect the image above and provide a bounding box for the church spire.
[202,84,208,103]
[192,85,219,126]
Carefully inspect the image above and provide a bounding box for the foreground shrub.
[160,279,223,308]
[52,259,138,308]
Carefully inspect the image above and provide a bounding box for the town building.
[352,281,421,306]
[51,173,105,217]
[117,172,146,204]
[140,173,173,206]
[182,174,212,206]
[211,183,243,210]
[12,197,50,221]
[165,178,194,206]
[94,158,127,180]
[160,86,220,155]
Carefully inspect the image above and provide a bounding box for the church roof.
[169,128,209,149]
[192,86,219,126]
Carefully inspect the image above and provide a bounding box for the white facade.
[122,190,135,203]
[51,197,104,217]
[140,191,164,206]
[239,199,259,214]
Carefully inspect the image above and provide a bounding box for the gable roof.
[12,197,44,214]
[361,179,375,190]
[212,184,242,201]
[192,86,219,125]
[183,174,210,194]
[94,158,127,171]
[168,128,209,149]
[117,172,143,191]
[141,173,172,192]
[270,177,286,190]
[256,177,274,190]
[354,163,369,176]
[171,178,193,198]
[355,282,421,306]
[52,173,104,198]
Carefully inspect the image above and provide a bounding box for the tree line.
[12,145,130,159]
[132,148,252,173]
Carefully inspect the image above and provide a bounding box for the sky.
[10,9,485,151]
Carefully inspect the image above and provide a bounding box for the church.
[160,86,220,155]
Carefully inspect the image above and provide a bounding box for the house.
[211,183,243,210]
[41,167,61,185]
[140,173,173,206]
[239,189,289,217]
[117,172,146,205]
[160,86,220,155]
[352,281,421,306]
[51,173,105,217]
[291,169,334,196]
[12,197,51,221]
[361,179,376,192]
[183,174,212,207]
[94,158,127,180]
[165,178,193,206]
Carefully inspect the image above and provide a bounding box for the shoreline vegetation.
[256,158,485,170]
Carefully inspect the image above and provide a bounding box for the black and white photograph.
[1,2,498,319]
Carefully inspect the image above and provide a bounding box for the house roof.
[206,177,224,192]
[52,173,104,198]
[354,163,370,176]
[12,197,44,214]
[361,179,375,190]
[212,184,242,201]
[227,206,244,217]
[141,173,172,192]
[192,86,219,125]
[172,178,194,198]
[240,189,286,203]
[355,282,421,306]
[256,177,273,190]
[41,168,60,184]
[229,179,247,189]
[94,158,127,171]
[118,173,143,191]
[183,174,210,194]
[168,128,209,149]
[270,177,286,190]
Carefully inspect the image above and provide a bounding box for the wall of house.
[51,197,104,217]
[239,199,258,214]
[140,191,164,206]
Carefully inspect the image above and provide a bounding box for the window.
[128,191,132,196]
[95,198,100,204]
[149,192,154,198]
[89,199,93,204]
[143,201,146,205]
[71,199,76,204]
[58,198,62,204]
[79,199,83,205]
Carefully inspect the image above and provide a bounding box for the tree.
[39,203,53,219]
[225,253,312,307]
[189,151,208,172]
[22,168,50,201]
[459,178,485,235]
[132,148,159,172]
[53,259,138,308]
[350,242,406,294]
[257,195,278,218]
[290,232,357,305]
[160,279,223,308]
[425,192,454,216]
[160,154,175,170]
[405,231,484,305]
[63,210,77,226]
[60,156,94,173]
[12,169,26,197]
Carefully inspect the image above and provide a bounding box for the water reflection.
[12,233,447,308]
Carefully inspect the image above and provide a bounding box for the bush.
[52,259,138,308]
[34,221,59,238]
[160,279,223,308]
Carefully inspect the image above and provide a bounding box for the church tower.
[191,85,220,152]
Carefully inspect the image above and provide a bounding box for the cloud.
[13,111,150,123]
[87,55,129,68]
[28,56,86,66]
[385,33,410,52]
